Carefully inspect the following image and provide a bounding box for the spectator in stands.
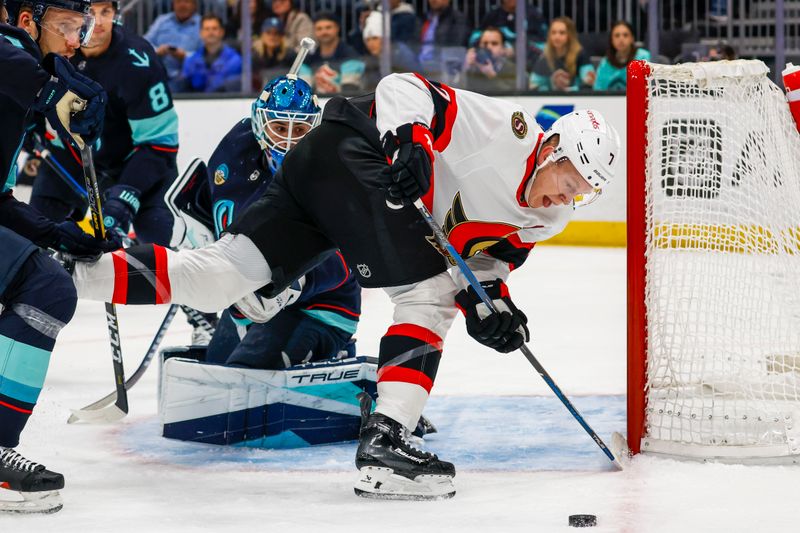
[145,0,203,90]
[361,10,420,90]
[464,26,516,92]
[180,14,242,93]
[530,16,595,91]
[388,0,417,43]
[224,0,271,45]
[269,0,312,51]
[303,12,364,94]
[473,0,546,48]
[346,2,372,55]
[418,0,470,65]
[593,21,650,91]
[252,16,296,89]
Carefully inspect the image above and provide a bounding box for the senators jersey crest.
[427,192,522,263]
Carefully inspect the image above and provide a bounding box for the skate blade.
[0,489,63,514]
[68,403,127,424]
[354,467,455,501]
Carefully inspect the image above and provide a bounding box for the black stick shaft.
[79,144,129,414]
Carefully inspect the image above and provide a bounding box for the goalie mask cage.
[627,59,800,462]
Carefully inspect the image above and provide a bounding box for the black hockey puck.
[569,514,597,527]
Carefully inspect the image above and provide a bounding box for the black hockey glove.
[102,184,141,244]
[33,54,106,149]
[380,123,434,206]
[53,220,122,260]
[454,279,530,354]
[282,315,352,367]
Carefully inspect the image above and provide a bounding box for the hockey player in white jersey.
[72,72,620,500]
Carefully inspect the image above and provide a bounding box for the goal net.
[627,60,800,462]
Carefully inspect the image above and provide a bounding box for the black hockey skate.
[0,448,64,514]
[354,413,455,500]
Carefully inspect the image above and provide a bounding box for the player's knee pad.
[9,252,77,333]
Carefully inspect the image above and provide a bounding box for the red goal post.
[626,59,800,462]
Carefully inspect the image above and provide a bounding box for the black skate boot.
[354,413,455,500]
[0,448,64,514]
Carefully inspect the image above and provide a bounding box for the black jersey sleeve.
[0,191,58,247]
[0,33,50,110]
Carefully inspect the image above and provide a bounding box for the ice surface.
[4,247,798,532]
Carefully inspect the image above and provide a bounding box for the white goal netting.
[642,60,800,460]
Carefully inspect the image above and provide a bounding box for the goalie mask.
[251,76,321,174]
[542,109,620,207]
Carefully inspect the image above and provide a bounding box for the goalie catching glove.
[454,279,529,353]
[232,277,305,323]
[380,123,434,206]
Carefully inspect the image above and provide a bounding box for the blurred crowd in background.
[133,0,758,95]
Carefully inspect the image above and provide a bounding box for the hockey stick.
[412,198,623,470]
[76,135,129,422]
[180,305,216,337]
[67,303,179,423]
[287,37,316,78]
[30,137,89,199]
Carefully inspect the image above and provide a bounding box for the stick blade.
[67,403,127,424]
[610,431,632,470]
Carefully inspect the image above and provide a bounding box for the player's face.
[85,2,115,50]
[548,21,569,52]
[38,8,88,57]
[266,119,312,151]
[526,148,592,208]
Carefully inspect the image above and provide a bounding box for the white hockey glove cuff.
[232,276,305,323]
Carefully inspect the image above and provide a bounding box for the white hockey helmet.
[543,109,621,206]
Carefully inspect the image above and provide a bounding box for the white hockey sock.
[374,381,430,430]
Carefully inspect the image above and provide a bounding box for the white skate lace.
[0,448,42,472]
[400,428,433,459]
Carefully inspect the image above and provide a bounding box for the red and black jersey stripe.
[110,244,172,305]
[484,234,537,271]
[412,73,458,152]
